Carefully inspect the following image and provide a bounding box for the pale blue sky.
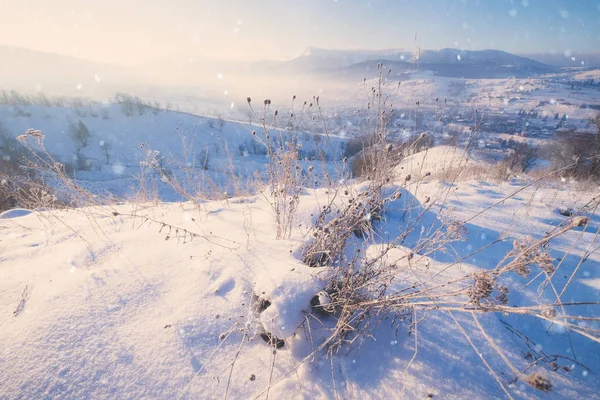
[0,0,598,64]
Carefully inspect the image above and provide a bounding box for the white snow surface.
[1,174,599,399]
[0,208,33,219]
[0,103,346,201]
[1,102,599,398]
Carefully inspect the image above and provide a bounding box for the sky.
[0,0,599,65]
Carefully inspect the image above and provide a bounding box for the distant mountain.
[331,48,558,79]
[138,47,562,81]
[521,53,600,68]
[283,47,412,71]
[0,45,140,94]
[411,48,552,68]
[156,47,414,76]
[238,47,558,79]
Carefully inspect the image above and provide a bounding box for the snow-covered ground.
[1,144,599,399]
[1,98,599,399]
[1,103,347,201]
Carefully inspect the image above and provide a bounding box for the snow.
[1,97,599,399]
[0,208,33,219]
[0,104,347,201]
[1,162,599,398]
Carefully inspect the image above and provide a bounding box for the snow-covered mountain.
[334,48,557,79]
[283,47,412,71]
[522,52,600,68]
[254,47,558,79]
[410,48,550,68]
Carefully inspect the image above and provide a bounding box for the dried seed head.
[534,252,555,274]
[525,373,552,393]
[571,216,588,228]
[495,285,509,305]
[469,271,494,305]
[247,97,252,103]
[541,306,557,319]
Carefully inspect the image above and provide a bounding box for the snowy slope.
[1,103,347,201]
[1,169,599,399]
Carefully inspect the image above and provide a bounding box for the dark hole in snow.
[304,251,329,268]
[251,294,272,314]
[260,332,285,349]
[310,294,334,316]
[311,288,337,316]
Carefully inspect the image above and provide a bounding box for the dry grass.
[242,66,600,397]
[5,82,600,399]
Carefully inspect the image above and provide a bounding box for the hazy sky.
[0,0,599,64]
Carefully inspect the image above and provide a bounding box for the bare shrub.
[114,92,158,116]
[16,129,108,208]
[245,66,600,397]
[0,158,23,211]
[343,136,368,158]
[100,141,111,165]
[544,116,600,179]
[0,121,23,164]
[0,89,98,108]
[0,124,60,211]
[0,153,59,212]
[246,97,306,239]
[491,142,540,180]
[196,147,210,170]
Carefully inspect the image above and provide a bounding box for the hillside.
[2,2,599,398]
[1,148,598,398]
[0,103,346,201]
